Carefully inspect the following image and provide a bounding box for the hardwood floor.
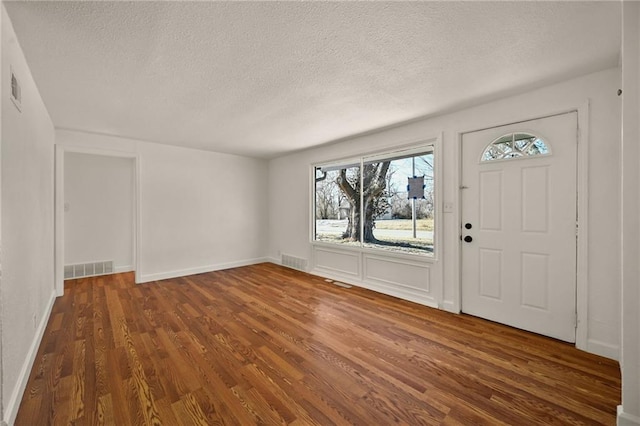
[16,263,620,425]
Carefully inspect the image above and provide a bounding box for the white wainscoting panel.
[313,246,360,278]
[310,244,437,309]
[364,254,430,292]
[363,254,435,306]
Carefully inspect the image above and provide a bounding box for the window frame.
[311,140,439,261]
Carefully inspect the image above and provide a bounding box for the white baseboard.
[587,338,620,361]
[266,256,280,265]
[137,257,270,283]
[618,405,640,425]
[358,279,439,309]
[4,290,56,426]
[441,300,459,314]
[114,264,134,273]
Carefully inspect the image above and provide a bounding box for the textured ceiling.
[5,1,621,158]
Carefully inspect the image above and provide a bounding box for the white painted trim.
[309,163,316,245]
[455,107,584,137]
[620,2,640,419]
[3,290,56,426]
[434,132,444,300]
[586,338,621,361]
[313,156,362,172]
[618,405,640,426]
[311,136,437,171]
[454,129,466,315]
[137,257,270,283]
[363,273,428,295]
[456,108,592,354]
[54,145,65,296]
[308,134,443,313]
[54,144,135,159]
[115,265,135,273]
[575,101,590,353]
[134,150,142,284]
[312,245,361,278]
[448,130,463,314]
[311,240,435,263]
[441,300,457,313]
[54,145,140,294]
[363,144,435,163]
[1,12,4,423]
[308,266,439,309]
[309,242,437,308]
[364,251,431,268]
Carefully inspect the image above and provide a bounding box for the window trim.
[311,138,440,261]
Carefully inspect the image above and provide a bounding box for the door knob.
[465,223,472,229]
[464,236,473,243]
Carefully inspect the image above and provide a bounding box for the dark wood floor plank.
[15,263,620,425]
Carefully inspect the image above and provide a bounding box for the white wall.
[619,1,640,424]
[64,152,134,272]
[268,67,622,360]
[56,130,269,283]
[1,5,56,424]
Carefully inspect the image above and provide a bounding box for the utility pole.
[412,157,417,238]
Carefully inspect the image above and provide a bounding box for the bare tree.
[337,162,390,242]
[315,171,341,219]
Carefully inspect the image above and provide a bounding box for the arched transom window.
[481,132,550,162]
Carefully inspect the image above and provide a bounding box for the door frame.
[454,102,589,352]
[54,144,141,296]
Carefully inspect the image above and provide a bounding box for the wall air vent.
[10,67,21,112]
[281,254,308,271]
[64,260,114,280]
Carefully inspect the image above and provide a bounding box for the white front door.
[461,112,578,342]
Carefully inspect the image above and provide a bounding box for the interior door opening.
[55,147,139,295]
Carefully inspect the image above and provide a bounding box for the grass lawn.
[316,232,433,255]
[374,218,434,231]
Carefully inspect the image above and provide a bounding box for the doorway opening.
[55,147,139,296]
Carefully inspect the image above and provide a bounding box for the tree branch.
[337,169,358,202]
[364,162,390,198]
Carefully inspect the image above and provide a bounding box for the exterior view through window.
[481,132,550,162]
[314,147,434,255]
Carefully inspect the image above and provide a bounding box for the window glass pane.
[314,164,361,246]
[363,152,434,255]
[314,146,435,256]
[482,145,501,161]
[531,138,550,155]
[481,132,550,162]
[494,140,514,155]
[514,137,532,151]
[493,134,513,145]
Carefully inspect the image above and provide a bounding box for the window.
[314,146,434,256]
[314,160,361,247]
[481,132,550,162]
